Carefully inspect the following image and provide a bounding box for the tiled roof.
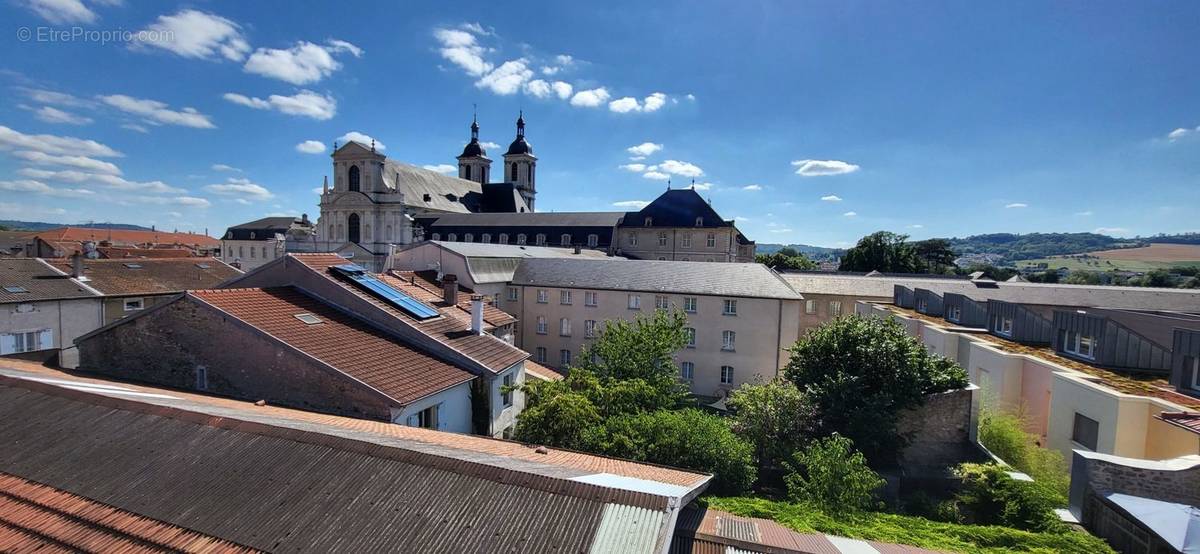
[289,254,527,373]
[0,362,710,553]
[523,360,564,381]
[30,227,219,248]
[512,258,802,300]
[97,246,198,259]
[0,471,256,553]
[1157,411,1200,435]
[0,258,97,303]
[191,287,476,405]
[49,258,241,296]
[385,270,516,327]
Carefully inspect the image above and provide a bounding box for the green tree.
[511,389,602,450]
[784,434,884,514]
[956,463,1064,533]
[784,315,968,466]
[727,379,813,477]
[839,231,920,273]
[756,252,819,271]
[572,309,691,413]
[1064,270,1102,285]
[978,408,1069,500]
[913,238,957,273]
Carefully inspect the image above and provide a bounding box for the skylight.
[195,263,211,269]
[3,286,29,293]
[330,264,440,320]
[123,263,143,269]
[294,313,322,325]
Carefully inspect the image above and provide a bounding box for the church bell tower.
[503,112,537,212]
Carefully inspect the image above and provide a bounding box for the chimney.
[573,244,581,255]
[70,252,83,278]
[442,274,459,305]
[470,294,485,335]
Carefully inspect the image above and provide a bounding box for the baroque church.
[309,113,754,271]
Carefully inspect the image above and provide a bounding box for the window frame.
[706,233,716,248]
[722,330,736,351]
[828,301,843,317]
[535,316,548,335]
[723,299,737,316]
[684,327,696,348]
[123,297,145,312]
[681,361,695,381]
[804,299,817,315]
[655,295,670,310]
[584,319,597,338]
[585,291,598,307]
[502,373,513,407]
[683,297,697,313]
[560,290,572,305]
[507,287,519,302]
[1071,412,1100,451]
[535,347,547,363]
[559,317,572,337]
[559,349,572,367]
[536,289,548,303]
[627,294,641,310]
[720,365,734,385]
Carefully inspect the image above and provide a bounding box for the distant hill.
[946,232,1200,265]
[0,220,153,232]
[756,243,845,261]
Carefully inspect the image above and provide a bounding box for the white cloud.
[0,126,121,157]
[434,28,492,77]
[459,22,490,36]
[23,0,97,24]
[1074,210,1094,216]
[1095,227,1130,235]
[570,87,610,107]
[1005,202,1028,208]
[205,177,273,200]
[691,182,713,191]
[99,94,215,128]
[551,81,573,100]
[609,97,641,113]
[33,106,92,125]
[22,88,92,108]
[17,168,182,193]
[626,142,662,157]
[524,79,552,98]
[0,179,92,197]
[1167,127,1195,141]
[642,171,669,181]
[769,228,793,234]
[131,195,212,208]
[480,141,500,150]
[742,184,762,191]
[843,211,857,217]
[222,90,337,120]
[295,140,326,154]
[134,9,250,62]
[211,164,241,172]
[612,200,649,208]
[642,92,667,112]
[338,131,385,150]
[909,224,924,229]
[734,216,749,222]
[243,40,362,85]
[120,123,149,133]
[13,150,121,174]
[820,195,842,202]
[476,59,533,95]
[423,164,457,174]
[791,159,860,177]
[658,159,704,177]
[685,93,696,101]
[619,163,646,172]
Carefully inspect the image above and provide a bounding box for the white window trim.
[123,297,145,312]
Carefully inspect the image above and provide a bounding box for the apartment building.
[0,258,101,366]
[504,258,801,396]
[220,215,315,271]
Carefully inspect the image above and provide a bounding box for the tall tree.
[912,238,957,273]
[727,379,813,478]
[756,252,819,271]
[838,231,920,273]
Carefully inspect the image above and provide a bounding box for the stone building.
[613,189,755,263]
[220,215,314,271]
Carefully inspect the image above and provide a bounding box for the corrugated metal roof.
[512,258,801,300]
[588,503,668,554]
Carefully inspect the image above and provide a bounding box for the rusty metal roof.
[671,506,945,554]
[1157,411,1200,435]
[0,363,711,553]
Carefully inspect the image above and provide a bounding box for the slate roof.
[416,240,617,259]
[381,160,486,213]
[222,216,308,241]
[782,271,1200,312]
[191,287,476,405]
[420,211,625,227]
[512,258,802,300]
[0,363,710,553]
[49,258,241,296]
[29,227,219,248]
[96,246,197,259]
[618,188,735,229]
[0,258,97,303]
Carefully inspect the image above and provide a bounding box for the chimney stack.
[573,244,581,255]
[470,294,485,335]
[442,274,459,305]
[71,252,83,278]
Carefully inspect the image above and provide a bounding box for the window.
[1187,356,1199,392]
[585,319,597,338]
[655,295,670,310]
[560,349,572,367]
[1063,331,1097,360]
[408,405,439,429]
[431,233,440,241]
[536,289,548,303]
[684,327,696,348]
[829,301,843,317]
[195,366,208,391]
[629,234,638,247]
[249,247,256,259]
[994,316,1014,336]
[502,374,513,407]
[720,365,734,385]
[348,214,362,244]
[447,233,457,242]
[1,329,51,354]
[481,233,491,243]
[464,233,475,243]
[560,290,572,305]
[946,305,962,322]
[559,318,572,337]
[238,246,244,259]
[722,330,736,351]
[585,291,598,306]
[517,234,527,245]
[499,233,509,244]
[348,165,361,192]
[681,361,695,381]
[561,234,572,247]
[658,257,666,261]
[681,234,692,248]
[536,316,548,334]
[535,347,547,363]
[261,246,267,259]
[706,233,716,248]
[123,298,144,312]
[587,234,599,247]
[293,313,322,325]
[695,216,704,227]
[506,287,518,302]
[1072,413,1099,451]
[723,299,738,316]
[658,232,668,246]
[916,298,928,312]
[627,294,641,310]
[644,217,653,226]
[805,300,817,315]
[683,297,697,313]
[535,234,547,246]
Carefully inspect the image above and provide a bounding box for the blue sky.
[1,1,1198,247]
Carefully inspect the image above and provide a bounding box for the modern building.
[504,258,801,395]
[1050,308,1200,374]
[0,258,101,365]
[1172,327,1200,396]
[220,215,315,270]
[48,256,241,325]
[613,188,755,263]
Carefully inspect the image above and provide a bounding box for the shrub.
[726,379,813,478]
[955,463,1064,533]
[784,435,884,514]
[977,408,1069,501]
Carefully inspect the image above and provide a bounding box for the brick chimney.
[70,252,83,278]
[470,294,485,335]
[442,274,459,305]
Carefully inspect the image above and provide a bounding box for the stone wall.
[1071,451,1200,508]
[898,386,983,470]
[77,298,396,421]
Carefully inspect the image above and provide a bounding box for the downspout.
[775,299,783,376]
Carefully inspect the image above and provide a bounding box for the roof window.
[3,286,29,293]
[123,263,143,269]
[293,313,323,325]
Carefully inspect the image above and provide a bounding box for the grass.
[705,496,1116,554]
[977,409,1070,500]
[1013,256,1200,273]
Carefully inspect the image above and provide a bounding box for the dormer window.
[446,193,458,202]
[695,217,703,226]
[249,232,256,239]
[644,217,653,226]
[423,193,432,202]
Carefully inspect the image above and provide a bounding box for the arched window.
[695,217,704,226]
[517,234,527,245]
[464,165,472,180]
[447,233,457,242]
[535,234,546,246]
[431,233,440,241]
[348,165,360,192]
[386,225,392,241]
[499,233,509,244]
[511,162,518,181]
[464,233,474,242]
[587,234,598,247]
[644,217,653,226]
[347,213,361,243]
[560,234,571,247]
[481,233,491,243]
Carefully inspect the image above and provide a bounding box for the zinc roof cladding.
[512,258,802,300]
[782,271,1200,312]
[0,471,257,553]
[289,254,527,373]
[0,258,97,303]
[421,240,617,259]
[49,257,241,296]
[190,287,475,406]
[383,159,481,213]
[30,227,219,248]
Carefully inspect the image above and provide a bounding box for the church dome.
[505,137,533,156]
[460,139,486,158]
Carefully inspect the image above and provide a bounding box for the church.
[310,113,754,271]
